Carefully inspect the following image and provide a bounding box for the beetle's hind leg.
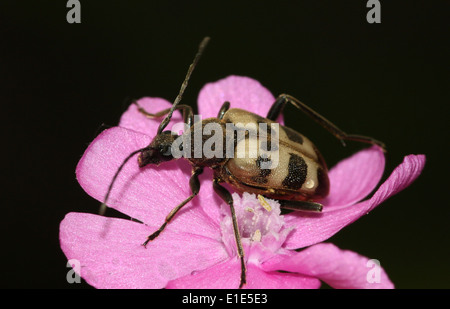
[213,179,247,289]
[266,94,386,151]
[142,167,203,247]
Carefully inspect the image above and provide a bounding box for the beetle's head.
[138,131,179,167]
[99,37,210,216]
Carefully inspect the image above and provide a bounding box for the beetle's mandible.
[100,37,386,289]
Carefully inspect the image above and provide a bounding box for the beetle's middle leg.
[217,101,230,120]
[213,178,247,289]
[142,167,203,247]
[266,94,386,151]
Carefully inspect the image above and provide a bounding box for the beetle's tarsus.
[141,240,150,248]
[142,226,165,248]
[239,279,246,289]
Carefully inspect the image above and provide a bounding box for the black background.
[1,1,449,289]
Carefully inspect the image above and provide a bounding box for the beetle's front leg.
[212,178,247,289]
[267,94,386,151]
[142,167,203,247]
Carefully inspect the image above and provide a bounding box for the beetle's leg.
[133,102,194,127]
[142,167,203,247]
[213,179,247,289]
[267,94,386,151]
[278,199,323,213]
[217,101,230,120]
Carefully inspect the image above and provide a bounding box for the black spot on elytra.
[252,155,272,184]
[282,153,307,190]
[283,126,304,145]
[256,156,272,175]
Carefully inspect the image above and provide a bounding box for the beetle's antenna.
[99,147,148,216]
[157,36,210,134]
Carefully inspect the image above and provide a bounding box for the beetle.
[100,37,385,288]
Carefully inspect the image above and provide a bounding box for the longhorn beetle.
[100,37,385,288]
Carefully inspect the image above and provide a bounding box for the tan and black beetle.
[101,37,385,288]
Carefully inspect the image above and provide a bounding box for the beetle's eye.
[161,145,172,156]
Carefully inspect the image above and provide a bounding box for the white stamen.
[257,195,272,212]
[251,229,262,242]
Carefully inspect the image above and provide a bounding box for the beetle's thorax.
[138,131,178,167]
[184,118,228,167]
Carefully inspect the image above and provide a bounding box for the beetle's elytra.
[101,37,385,289]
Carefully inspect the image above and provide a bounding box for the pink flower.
[60,76,426,289]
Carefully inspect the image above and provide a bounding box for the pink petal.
[366,154,426,209]
[283,154,426,249]
[197,75,283,123]
[166,259,320,289]
[119,97,183,136]
[60,213,228,289]
[322,146,385,208]
[76,126,220,238]
[262,243,394,289]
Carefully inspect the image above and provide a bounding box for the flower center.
[219,192,293,264]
